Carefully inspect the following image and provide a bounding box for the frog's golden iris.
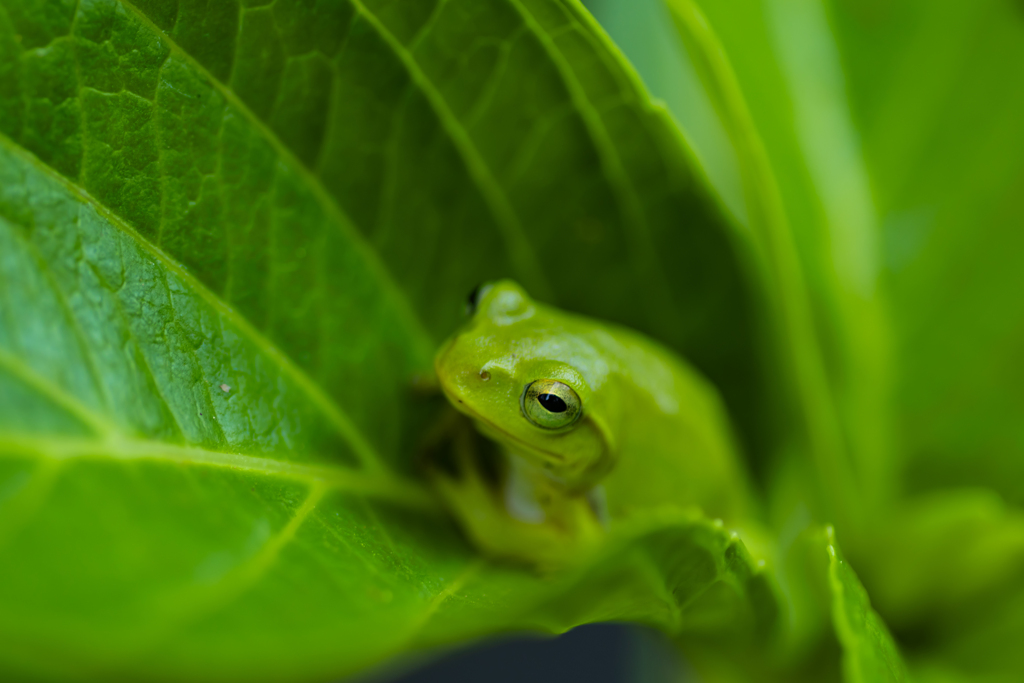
[521,379,581,430]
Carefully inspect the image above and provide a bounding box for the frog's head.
[434,281,614,489]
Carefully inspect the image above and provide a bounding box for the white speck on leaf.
[220,384,231,392]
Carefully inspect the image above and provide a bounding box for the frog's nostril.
[479,370,491,381]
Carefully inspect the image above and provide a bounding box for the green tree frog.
[430,281,752,567]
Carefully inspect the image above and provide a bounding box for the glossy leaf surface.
[0,0,774,680]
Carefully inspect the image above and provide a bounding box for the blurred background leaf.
[596,0,891,533]
[830,0,1024,674]
[591,0,1024,678]
[831,0,1024,510]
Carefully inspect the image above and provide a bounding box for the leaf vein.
[507,0,680,331]
[370,83,417,244]
[125,268,193,442]
[6,213,115,424]
[312,15,359,175]
[0,459,63,556]
[348,0,555,302]
[117,482,329,662]
[311,502,401,581]
[164,272,231,445]
[408,0,450,51]
[0,348,114,437]
[401,559,485,647]
[462,26,529,130]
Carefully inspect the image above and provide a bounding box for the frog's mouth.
[473,418,566,464]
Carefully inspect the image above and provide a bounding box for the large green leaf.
[0,0,771,448]
[0,0,780,680]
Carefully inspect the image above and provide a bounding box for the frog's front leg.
[427,419,603,569]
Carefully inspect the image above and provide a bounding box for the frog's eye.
[521,380,582,430]
[465,283,492,316]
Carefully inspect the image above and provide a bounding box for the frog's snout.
[434,339,479,401]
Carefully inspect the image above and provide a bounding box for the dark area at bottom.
[368,623,688,683]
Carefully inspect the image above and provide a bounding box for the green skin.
[432,281,751,567]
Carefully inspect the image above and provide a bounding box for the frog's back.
[582,323,751,524]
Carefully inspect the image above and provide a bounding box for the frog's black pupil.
[537,393,567,413]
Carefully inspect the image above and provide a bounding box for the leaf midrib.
[0,433,440,510]
[0,169,433,508]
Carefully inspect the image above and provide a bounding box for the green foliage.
[596,0,1024,680]
[0,0,1022,681]
[826,529,908,683]
[0,0,769,680]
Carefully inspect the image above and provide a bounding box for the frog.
[429,280,752,568]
